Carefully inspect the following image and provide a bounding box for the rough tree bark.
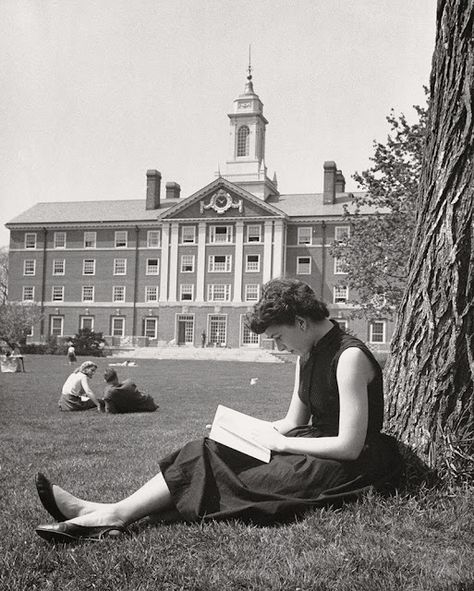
[385,0,473,472]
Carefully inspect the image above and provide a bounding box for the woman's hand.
[250,425,287,453]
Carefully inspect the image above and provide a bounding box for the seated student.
[58,361,103,411]
[103,368,158,414]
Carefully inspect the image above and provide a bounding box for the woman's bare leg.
[48,485,112,519]
[62,472,175,527]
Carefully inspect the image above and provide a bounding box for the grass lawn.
[1,355,473,591]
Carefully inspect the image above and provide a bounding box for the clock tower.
[222,66,279,200]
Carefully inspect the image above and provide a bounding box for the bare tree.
[0,247,8,304]
[385,0,474,476]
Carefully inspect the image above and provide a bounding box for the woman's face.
[265,320,311,356]
[84,367,96,378]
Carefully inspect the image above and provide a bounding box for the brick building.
[5,71,394,351]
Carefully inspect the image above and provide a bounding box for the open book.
[208,405,272,463]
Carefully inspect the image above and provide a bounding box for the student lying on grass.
[35,278,402,543]
[102,368,158,414]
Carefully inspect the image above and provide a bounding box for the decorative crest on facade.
[200,189,243,215]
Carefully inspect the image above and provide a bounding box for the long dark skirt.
[58,393,96,411]
[159,430,402,524]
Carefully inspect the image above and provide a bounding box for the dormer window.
[237,126,249,157]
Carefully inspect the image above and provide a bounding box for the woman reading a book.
[35,278,402,542]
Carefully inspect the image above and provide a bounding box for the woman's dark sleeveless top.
[298,321,384,440]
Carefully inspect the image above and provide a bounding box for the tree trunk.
[385,0,473,472]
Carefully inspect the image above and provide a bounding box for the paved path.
[111,346,285,363]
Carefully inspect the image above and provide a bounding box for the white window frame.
[297,227,312,245]
[82,286,95,303]
[145,286,159,302]
[22,286,35,301]
[208,254,232,272]
[112,286,126,303]
[210,225,233,244]
[52,259,65,276]
[180,284,194,301]
[333,285,349,304]
[146,258,160,275]
[113,258,127,275]
[245,254,260,272]
[147,230,161,248]
[25,233,37,249]
[240,314,259,347]
[181,226,196,244]
[244,284,260,302]
[50,316,64,336]
[80,316,94,331]
[114,231,128,248]
[83,259,96,276]
[84,231,97,249]
[180,254,195,273]
[23,260,36,276]
[53,232,66,249]
[335,226,351,241]
[246,225,262,243]
[336,319,349,332]
[208,284,231,302]
[51,286,64,302]
[296,256,311,275]
[369,320,386,344]
[334,257,348,274]
[111,317,125,337]
[144,317,158,339]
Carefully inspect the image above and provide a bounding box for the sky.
[0,0,437,247]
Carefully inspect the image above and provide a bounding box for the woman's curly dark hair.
[246,278,329,334]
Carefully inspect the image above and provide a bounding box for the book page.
[208,405,272,463]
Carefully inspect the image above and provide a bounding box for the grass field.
[1,355,473,591]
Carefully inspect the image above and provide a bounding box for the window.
[370,321,386,344]
[22,286,35,301]
[83,259,96,275]
[23,260,36,276]
[111,317,125,337]
[333,285,349,304]
[335,226,350,242]
[84,232,97,248]
[50,316,64,336]
[115,231,128,248]
[145,286,159,302]
[25,233,37,249]
[181,226,196,244]
[247,225,262,243]
[296,256,311,274]
[208,284,231,302]
[244,284,260,302]
[144,318,158,339]
[180,284,194,301]
[54,232,66,249]
[336,319,348,331]
[82,286,94,302]
[147,230,160,248]
[208,254,232,272]
[114,258,127,275]
[51,286,64,302]
[334,257,348,274]
[208,315,226,346]
[53,259,65,276]
[237,125,250,157]
[241,316,259,346]
[181,255,195,273]
[146,258,159,275]
[245,254,260,272]
[113,286,126,302]
[210,225,233,243]
[80,316,94,331]
[298,227,312,245]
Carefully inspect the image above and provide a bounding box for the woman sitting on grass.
[58,361,103,412]
[35,278,402,543]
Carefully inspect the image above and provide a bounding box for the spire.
[244,44,255,94]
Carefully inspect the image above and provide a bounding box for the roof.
[268,192,381,217]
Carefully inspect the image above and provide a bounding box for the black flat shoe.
[35,473,67,522]
[35,522,127,543]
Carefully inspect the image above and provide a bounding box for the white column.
[272,220,285,278]
[233,221,244,302]
[159,222,170,302]
[263,220,273,282]
[195,222,206,302]
[168,222,179,302]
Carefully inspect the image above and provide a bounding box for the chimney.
[166,182,181,200]
[323,161,337,204]
[146,170,161,210]
[335,169,346,193]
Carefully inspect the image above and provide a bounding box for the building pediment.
[158,177,286,221]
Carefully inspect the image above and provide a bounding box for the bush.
[71,328,107,357]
